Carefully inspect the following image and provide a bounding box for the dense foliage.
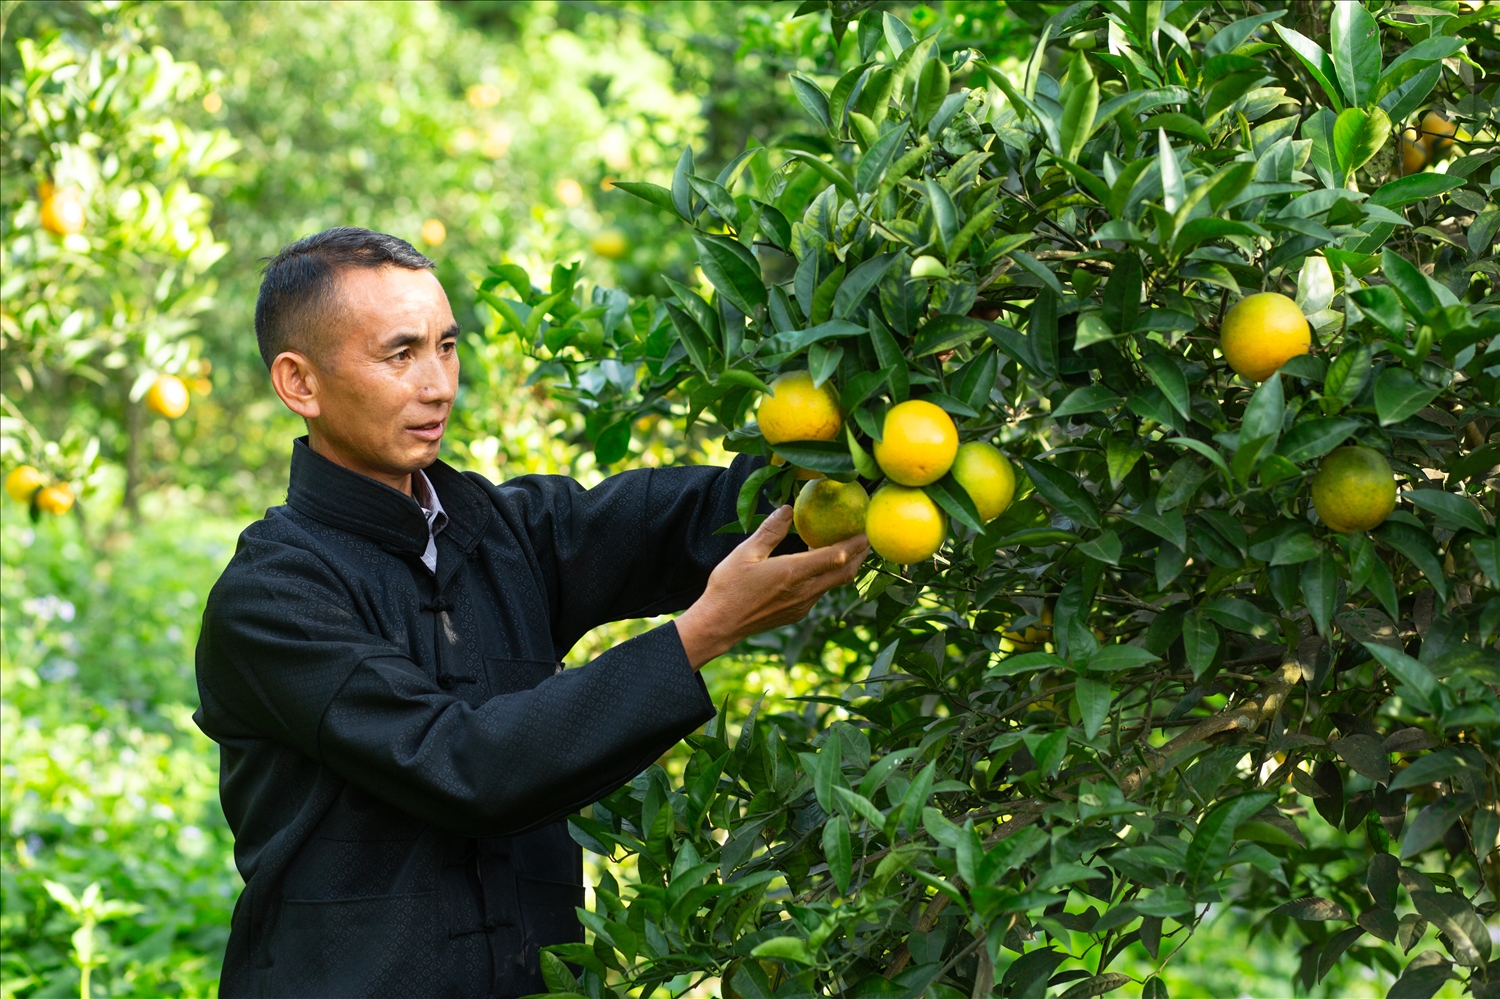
[483,4,1500,999]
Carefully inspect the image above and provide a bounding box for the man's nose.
[416,349,457,402]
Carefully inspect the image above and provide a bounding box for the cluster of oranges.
[756,371,1016,563]
[5,466,74,515]
[1218,290,1396,534]
[1400,110,1460,176]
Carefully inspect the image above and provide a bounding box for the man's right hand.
[675,505,870,669]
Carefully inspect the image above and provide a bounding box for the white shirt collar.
[411,469,447,574]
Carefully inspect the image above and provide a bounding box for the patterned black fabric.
[195,439,774,997]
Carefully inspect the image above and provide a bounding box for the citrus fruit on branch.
[39,182,86,236]
[35,484,75,515]
[874,399,958,487]
[951,442,1015,522]
[146,374,191,418]
[1219,292,1310,382]
[6,465,45,503]
[793,478,868,548]
[1312,446,1397,534]
[864,484,945,564]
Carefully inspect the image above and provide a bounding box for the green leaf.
[1368,173,1467,210]
[1142,111,1210,146]
[1410,891,1490,967]
[694,234,768,315]
[1201,597,1275,637]
[1088,645,1160,672]
[1058,52,1099,163]
[1332,107,1392,180]
[605,181,680,218]
[1054,385,1125,420]
[1361,641,1438,710]
[594,418,631,466]
[854,122,910,193]
[925,179,959,251]
[759,319,865,357]
[672,145,697,220]
[913,57,951,129]
[1141,354,1191,420]
[1019,457,1100,529]
[1406,490,1489,534]
[751,936,814,964]
[823,815,852,893]
[664,302,715,376]
[1381,247,1442,317]
[1324,345,1373,410]
[1279,417,1361,463]
[924,474,986,534]
[834,253,899,320]
[1301,549,1337,637]
[1165,437,1233,482]
[1077,529,1122,565]
[737,463,782,532]
[1389,749,1476,791]
[687,174,740,227]
[1242,373,1285,442]
[789,72,832,131]
[1329,0,1380,109]
[770,440,856,475]
[1010,250,1066,297]
[847,425,879,478]
[1182,613,1220,680]
[783,149,857,201]
[1374,367,1439,427]
[913,315,988,357]
[1205,10,1286,59]
[1271,897,1353,921]
[1185,791,1275,890]
[1157,129,1186,214]
[1273,24,1346,112]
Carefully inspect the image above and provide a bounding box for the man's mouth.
[407,419,446,442]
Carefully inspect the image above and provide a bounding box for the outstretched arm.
[675,505,868,668]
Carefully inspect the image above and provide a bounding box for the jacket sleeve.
[197,539,714,838]
[493,453,798,653]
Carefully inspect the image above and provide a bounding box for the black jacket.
[195,440,768,998]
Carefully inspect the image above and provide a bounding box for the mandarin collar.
[284,438,490,556]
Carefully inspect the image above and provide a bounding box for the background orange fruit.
[874,399,957,486]
[1219,292,1310,381]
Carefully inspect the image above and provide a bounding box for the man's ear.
[270,351,322,420]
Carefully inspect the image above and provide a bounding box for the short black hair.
[254,227,434,368]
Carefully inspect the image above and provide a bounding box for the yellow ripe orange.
[5,465,45,503]
[1422,110,1457,158]
[951,442,1015,522]
[590,228,628,259]
[793,478,869,548]
[1400,127,1430,175]
[146,375,190,419]
[1312,446,1396,534]
[35,484,74,515]
[865,484,946,563]
[1219,292,1310,382]
[40,184,85,236]
[874,399,958,486]
[420,219,447,246]
[1003,604,1053,652]
[757,371,842,445]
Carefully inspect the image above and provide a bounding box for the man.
[194,227,869,998]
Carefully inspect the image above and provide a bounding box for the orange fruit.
[146,375,190,419]
[1421,110,1457,158]
[1219,292,1310,382]
[874,400,958,486]
[1400,127,1430,175]
[5,465,45,503]
[590,229,628,259]
[40,184,85,236]
[951,442,1015,522]
[758,371,842,445]
[420,219,446,246]
[1312,446,1396,534]
[1003,604,1053,652]
[793,478,869,548]
[35,484,74,515]
[865,484,946,563]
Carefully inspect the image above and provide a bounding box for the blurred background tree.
[1,2,1491,998]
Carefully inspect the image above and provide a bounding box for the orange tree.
[482,3,1499,997]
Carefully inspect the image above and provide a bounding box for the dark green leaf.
[1329,0,1380,108]
[771,440,857,475]
[1330,734,1390,785]
[913,315,987,356]
[823,815,852,893]
[1362,641,1438,710]
[1201,597,1275,637]
[1074,676,1111,739]
[1375,367,1439,427]
[1302,549,1337,637]
[1185,791,1275,889]
[855,123,910,193]
[924,474,985,534]
[694,234,768,315]
[1019,457,1100,529]
[672,145,696,220]
[789,72,832,130]
[834,253,900,319]
[1405,490,1489,534]
[736,463,781,533]
[1271,896,1352,921]
[594,418,631,466]
[1279,417,1361,462]
[1332,107,1391,179]
[1273,24,1346,112]
[1141,355,1191,420]
[687,175,740,227]
[1381,247,1441,317]
[1182,613,1220,680]
[1402,800,1470,860]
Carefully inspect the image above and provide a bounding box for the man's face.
[298,266,459,489]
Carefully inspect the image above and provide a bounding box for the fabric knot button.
[422,597,452,613]
[483,916,499,930]
[436,673,477,688]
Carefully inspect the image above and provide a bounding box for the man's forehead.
[336,267,452,327]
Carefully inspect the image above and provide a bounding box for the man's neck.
[307,433,413,496]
